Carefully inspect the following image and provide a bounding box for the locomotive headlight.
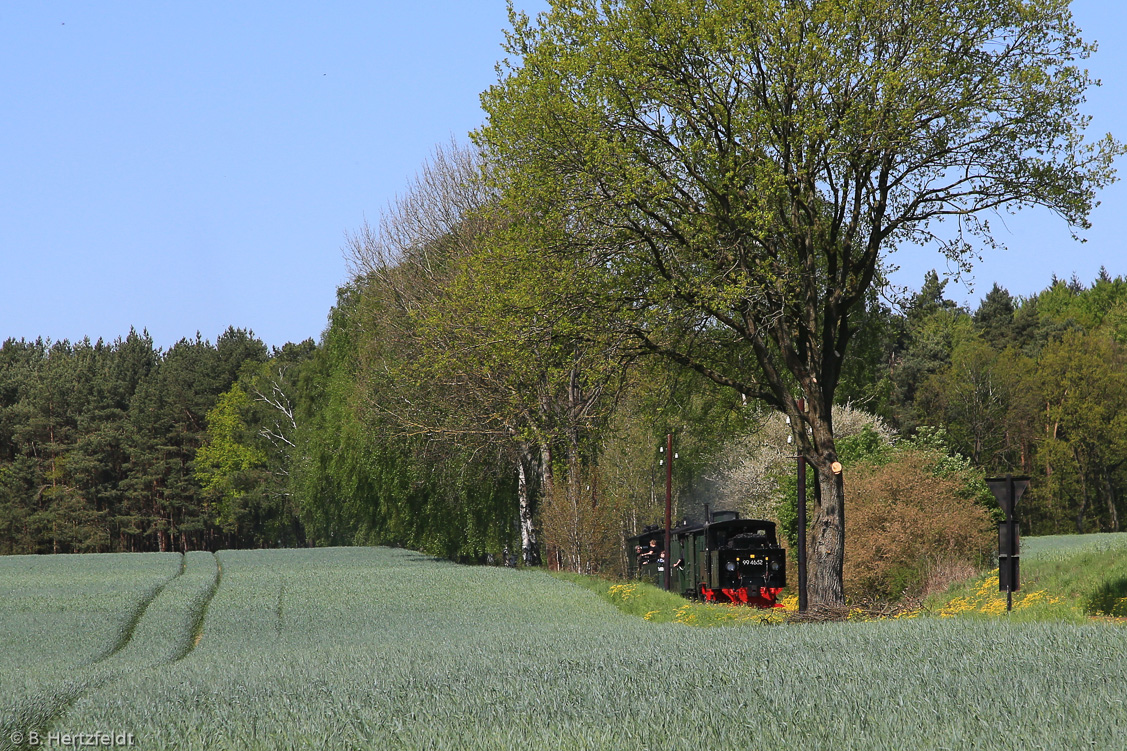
[770,561,780,571]
[725,561,736,572]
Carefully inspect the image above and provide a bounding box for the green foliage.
[884,270,1127,538]
[836,425,894,467]
[478,0,1120,605]
[774,469,811,552]
[194,385,268,533]
[1031,330,1127,534]
[891,290,978,433]
[973,283,1018,349]
[835,289,900,413]
[1033,272,1127,340]
[292,285,518,560]
[917,340,1012,467]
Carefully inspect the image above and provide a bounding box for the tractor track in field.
[92,554,186,664]
[274,579,286,636]
[173,554,222,662]
[3,552,223,751]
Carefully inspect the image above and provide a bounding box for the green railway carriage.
[626,526,670,588]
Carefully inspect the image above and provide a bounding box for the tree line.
[465,0,1121,606]
[0,328,296,553]
[3,262,1127,594]
[878,269,1127,536]
[4,262,1122,568]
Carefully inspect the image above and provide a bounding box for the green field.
[2,544,1127,750]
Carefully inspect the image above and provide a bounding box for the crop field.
[1024,531,1127,559]
[2,546,1127,750]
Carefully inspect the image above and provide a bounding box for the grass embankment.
[929,532,1127,622]
[552,571,793,626]
[565,532,1127,626]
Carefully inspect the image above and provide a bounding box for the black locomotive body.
[627,511,786,608]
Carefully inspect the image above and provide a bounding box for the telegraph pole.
[664,433,673,591]
[797,450,808,612]
[795,398,808,613]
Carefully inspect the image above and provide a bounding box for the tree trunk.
[540,444,554,506]
[799,399,845,608]
[567,429,583,573]
[1075,451,1088,534]
[517,444,541,566]
[1104,468,1119,533]
[810,459,845,607]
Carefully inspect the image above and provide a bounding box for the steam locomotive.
[627,510,786,608]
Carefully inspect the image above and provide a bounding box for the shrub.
[845,449,994,601]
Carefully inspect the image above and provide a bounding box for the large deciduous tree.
[477,0,1121,604]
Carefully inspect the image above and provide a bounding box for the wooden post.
[664,433,673,591]
[796,398,808,613]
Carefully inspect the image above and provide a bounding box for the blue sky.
[2,2,1124,350]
